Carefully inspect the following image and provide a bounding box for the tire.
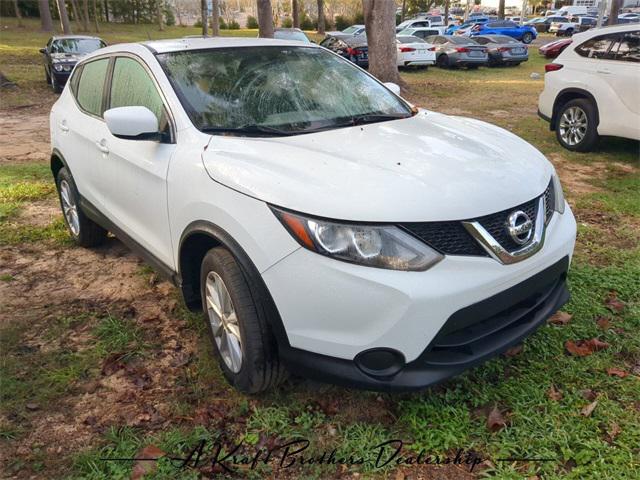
[555,98,599,152]
[467,64,479,69]
[51,75,62,94]
[566,29,575,37]
[45,69,51,85]
[200,247,286,394]
[436,54,449,68]
[55,167,107,247]
[522,32,533,44]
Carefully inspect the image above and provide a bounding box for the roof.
[142,36,318,54]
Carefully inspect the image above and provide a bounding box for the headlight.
[551,170,565,214]
[53,64,64,71]
[271,207,443,271]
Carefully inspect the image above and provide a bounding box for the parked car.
[273,28,312,43]
[50,37,576,393]
[533,16,569,33]
[396,35,436,68]
[446,18,489,35]
[473,35,529,66]
[426,35,488,68]
[320,34,369,67]
[538,25,640,151]
[553,17,597,36]
[325,24,366,37]
[472,20,538,43]
[397,26,447,40]
[556,6,588,17]
[539,38,572,58]
[396,19,434,33]
[40,35,106,92]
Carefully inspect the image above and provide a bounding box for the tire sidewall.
[56,167,81,242]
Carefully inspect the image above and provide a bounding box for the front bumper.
[51,69,71,84]
[262,204,576,389]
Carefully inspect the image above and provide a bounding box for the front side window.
[76,58,109,116]
[575,34,617,59]
[158,46,411,136]
[109,57,167,129]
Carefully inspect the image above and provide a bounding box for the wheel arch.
[178,220,290,348]
[551,88,599,131]
[50,148,68,181]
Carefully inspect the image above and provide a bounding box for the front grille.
[400,182,552,257]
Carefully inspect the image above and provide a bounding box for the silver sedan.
[425,35,488,69]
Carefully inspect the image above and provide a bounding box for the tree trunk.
[70,0,83,31]
[82,0,90,31]
[201,0,208,36]
[13,0,23,27]
[39,0,54,31]
[257,0,274,38]
[316,0,325,34]
[363,0,401,85]
[607,0,620,25]
[56,0,73,34]
[103,0,109,22]
[498,0,505,19]
[175,1,182,26]
[444,0,449,26]
[93,0,100,32]
[401,0,406,22]
[210,0,220,35]
[157,0,164,31]
[292,0,300,28]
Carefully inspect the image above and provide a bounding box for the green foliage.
[219,16,227,29]
[335,15,351,31]
[300,13,315,31]
[246,15,258,29]
[228,20,240,30]
[282,17,293,28]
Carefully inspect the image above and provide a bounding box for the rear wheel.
[555,98,599,152]
[55,167,107,247]
[522,32,533,44]
[436,54,450,68]
[200,247,286,394]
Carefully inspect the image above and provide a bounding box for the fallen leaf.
[547,385,563,401]
[487,407,507,432]
[131,445,166,480]
[565,338,610,357]
[581,389,597,401]
[606,367,629,378]
[604,292,625,313]
[504,344,523,357]
[549,311,572,325]
[606,423,621,443]
[595,316,610,330]
[581,400,598,417]
[25,403,39,411]
[101,353,126,376]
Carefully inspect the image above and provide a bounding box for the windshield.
[274,30,309,42]
[342,26,362,34]
[51,38,105,54]
[158,46,412,136]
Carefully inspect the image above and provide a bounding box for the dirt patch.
[0,107,51,164]
[15,198,60,227]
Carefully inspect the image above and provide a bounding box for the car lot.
[1,19,638,480]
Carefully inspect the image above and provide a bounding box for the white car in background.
[50,37,576,393]
[538,24,640,151]
[396,35,436,67]
[398,26,448,40]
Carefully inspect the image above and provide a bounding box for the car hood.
[201,110,552,222]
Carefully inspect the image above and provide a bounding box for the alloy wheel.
[558,106,588,146]
[59,179,80,236]
[205,271,243,373]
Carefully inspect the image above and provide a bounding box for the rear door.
[97,55,177,267]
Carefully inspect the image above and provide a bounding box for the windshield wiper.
[200,124,294,136]
[350,113,411,125]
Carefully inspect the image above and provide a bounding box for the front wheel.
[522,32,533,44]
[51,74,62,93]
[200,247,286,394]
[555,99,599,152]
[56,167,107,246]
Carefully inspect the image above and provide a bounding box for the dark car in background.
[471,20,538,43]
[473,35,529,66]
[40,35,106,92]
[426,35,488,68]
[320,34,369,68]
[538,38,572,58]
[531,16,569,33]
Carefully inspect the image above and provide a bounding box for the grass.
[1,17,639,480]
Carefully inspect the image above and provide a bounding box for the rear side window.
[109,57,167,128]
[76,58,109,116]
[611,31,640,62]
[575,34,616,59]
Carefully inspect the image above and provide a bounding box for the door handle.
[95,139,109,154]
[59,120,69,132]
[596,69,611,74]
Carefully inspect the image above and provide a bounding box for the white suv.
[50,38,576,393]
[538,25,640,151]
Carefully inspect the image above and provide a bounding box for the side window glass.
[76,58,109,116]
[109,57,167,130]
[613,31,640,62]
[575,34,616,59]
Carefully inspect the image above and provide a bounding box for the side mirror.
[39,48,47,54]
[384,82,401,96]
[104,106,160,141]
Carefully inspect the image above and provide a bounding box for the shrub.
[219,17,228,29]
[194,20,202,28]
[228,20,240,29]
[335,15,350,31]
[353,11,364,24]
[300,13,315,30]
[282,17,293,28]
[246,15,258,29]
